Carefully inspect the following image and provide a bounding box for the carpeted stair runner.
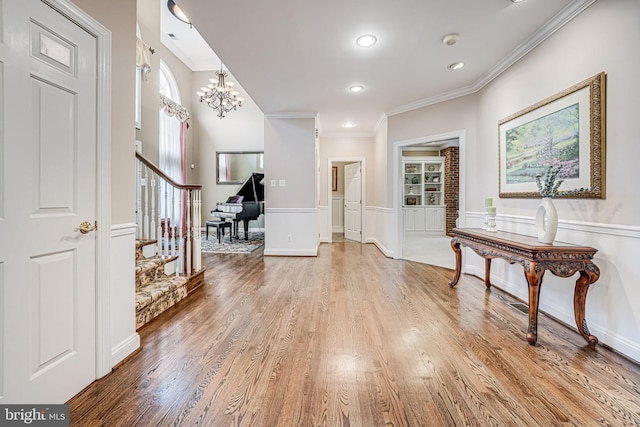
[135,239,189,329]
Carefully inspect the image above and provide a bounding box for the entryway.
[394,132,465,268]
[327,158,365,243]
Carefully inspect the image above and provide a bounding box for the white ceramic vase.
[536,197,558,244]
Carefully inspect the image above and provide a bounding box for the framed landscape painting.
[498,72,606,198]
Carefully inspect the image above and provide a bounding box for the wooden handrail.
[136,152,202,191]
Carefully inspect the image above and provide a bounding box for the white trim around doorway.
[45,0,113,379]
[327,157,366,243]
[392,130,466,260]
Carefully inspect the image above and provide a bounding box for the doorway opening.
[393,131,465,268]
[327,158,365,243]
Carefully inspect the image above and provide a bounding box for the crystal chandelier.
[196,66,244,119]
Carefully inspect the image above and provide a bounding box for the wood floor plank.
[69,242,640,426]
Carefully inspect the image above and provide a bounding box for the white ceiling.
[162,0,595,137]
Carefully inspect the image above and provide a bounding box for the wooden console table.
[449,228,600,346]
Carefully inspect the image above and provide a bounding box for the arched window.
[159,61,182,182]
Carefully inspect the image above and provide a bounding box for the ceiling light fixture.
[509,0,526,3]
[442,33,459,46]
[196,64,244,119]
[349,85,365,93]
[356,34,377,48]
[167,0,192,27]
[343,122,356,128]
[447,62,465,71]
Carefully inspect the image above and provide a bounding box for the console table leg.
[524,263,545,345]
[484,258,492,289]
[574,267,600,346]
[449,239,462,288]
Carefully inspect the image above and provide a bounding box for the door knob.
[75,221,98,234]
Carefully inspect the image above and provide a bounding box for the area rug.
[200,231,264,254]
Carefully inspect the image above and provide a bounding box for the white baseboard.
[111,333,140,368]
[366,237,393,258]
[263,248,318,256]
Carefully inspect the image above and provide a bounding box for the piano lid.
[233,172,264,203]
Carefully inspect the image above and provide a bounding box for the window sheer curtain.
[159,94,189,184]
[159,95,190,234]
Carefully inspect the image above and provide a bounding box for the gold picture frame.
[498,72,606,199]
[332,166,338,191]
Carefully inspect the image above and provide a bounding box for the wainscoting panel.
[110,223,139,368]
[462,211,640,363]
[365,206,394,257]
[317,206,329,243]
[264,208,318,256]
[331,196,344,233]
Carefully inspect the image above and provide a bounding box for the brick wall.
[442,147,459,236]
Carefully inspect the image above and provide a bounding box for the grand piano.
[211,172,264,240]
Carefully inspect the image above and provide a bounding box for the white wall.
[109,224,139,367]
[387,0,640,362]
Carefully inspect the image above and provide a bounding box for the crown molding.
[386,0,596,118]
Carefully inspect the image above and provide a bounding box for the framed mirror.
[216,151,264,184]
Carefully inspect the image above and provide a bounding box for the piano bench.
[206,220,232,243]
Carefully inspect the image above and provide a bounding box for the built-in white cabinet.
[402,156,445,233]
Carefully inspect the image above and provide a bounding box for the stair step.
[136,239,157,260]
[135,256,178,290]
[135,275,189,329]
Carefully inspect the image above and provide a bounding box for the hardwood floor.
[69,241,640,426]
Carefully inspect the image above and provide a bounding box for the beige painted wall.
[70,0,136,224]
[476,0,639,226]
[318,137,375,206]
[387,94,477,210]
[373,119,388,208]
[264,118,316,208]
[191,71,265,221]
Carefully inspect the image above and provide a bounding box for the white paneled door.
[0,0,98,403]
[344,162,362,242]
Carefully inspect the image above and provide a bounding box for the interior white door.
[344,162,362,242]
[0,0,98,403]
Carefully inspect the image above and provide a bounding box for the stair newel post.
[186,190,192,275]
[193,189,202,272]
[169,184,176,272]
[136,157,142,239]
[143,165,150,239]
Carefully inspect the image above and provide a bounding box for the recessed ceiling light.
[356,34,377,48]
[509,0,526,3]
[342,122,356,128]
[442,33,459,46]
[349,85,365,93]
[448,62,464,71]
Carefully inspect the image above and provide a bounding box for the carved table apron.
[449,228,600,346]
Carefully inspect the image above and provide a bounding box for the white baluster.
[177,189,184,275]
[136,157,142,239]
[151,174,157,241]
[143,166,149,239]
[170,185,176,267]
[186,190,192,275]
